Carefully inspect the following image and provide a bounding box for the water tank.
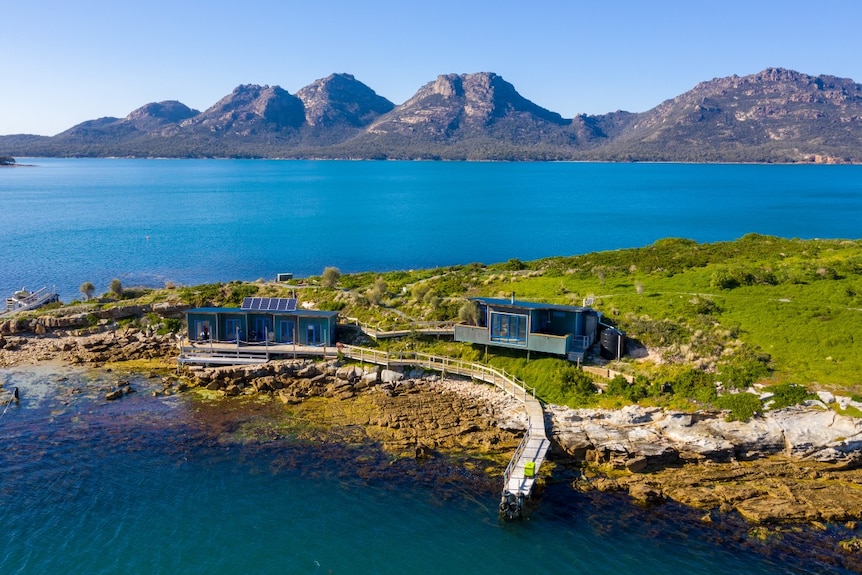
[600,328,626,360]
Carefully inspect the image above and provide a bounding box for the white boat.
[2,286,60,317]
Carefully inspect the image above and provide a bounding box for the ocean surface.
[1,158,860,301]
[2,159,862,573]
[1,366,858,574]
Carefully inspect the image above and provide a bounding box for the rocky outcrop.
[554,403,862,524]
[550,403,862,469]
[1,303,189,336]
[0,328,178,367]
[184,359,526,456]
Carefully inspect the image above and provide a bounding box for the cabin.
[185,297,338,346]
[454,296,602,362]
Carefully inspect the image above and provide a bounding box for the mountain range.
[2,68,860,162]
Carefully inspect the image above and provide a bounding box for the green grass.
[46,235,862,409]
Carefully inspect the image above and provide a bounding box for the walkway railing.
[338,344,535,403]
[339,317,455,340]
[177,340,549,517]
[501,421,534,493]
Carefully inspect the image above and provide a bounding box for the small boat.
[2,286,60,317]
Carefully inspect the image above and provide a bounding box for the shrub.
[109,278,124,298]
[685,295,721,316]
[367,277,387,306]
[157,318,183,335]
[717,356,771,390]
[458,301,478,325]
[606,374,650,402]
[622,315,687,347]
[669,368,717,403]
[714,392,762,422]
[555,366,596,402]
[322,267,341,288]
[411,283,431,302]
[177,283,223,307]
[502,258,526,271]
[227,283,259,304]
[764,383,815,410]
[79,282,95,301]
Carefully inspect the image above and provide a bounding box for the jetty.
[2,287,59,318]
[177,340,549,518]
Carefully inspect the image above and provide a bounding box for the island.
[1,235,861,549]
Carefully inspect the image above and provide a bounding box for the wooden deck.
[176,340,549,519]
[177,341,338,365]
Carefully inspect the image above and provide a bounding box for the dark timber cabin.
[185,297,338,346]
[454,296,601,362]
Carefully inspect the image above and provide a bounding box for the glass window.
[489,311,527,345]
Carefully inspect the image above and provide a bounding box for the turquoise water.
[1,367,856,574]
[1,159,860,301]
[1,160,862,572]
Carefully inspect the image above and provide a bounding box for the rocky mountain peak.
[125,101,198,123]
[369,71,566,141]
[192,84,305,131]
[430,74,464,97]
[3,68,861,161]
[296,73,394,127]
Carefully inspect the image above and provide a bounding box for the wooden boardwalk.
[339,317,455,340]
[176,340,549,518]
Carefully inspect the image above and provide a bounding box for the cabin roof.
[187,307,339,318]
[469,297,593,314]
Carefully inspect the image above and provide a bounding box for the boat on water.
[2,286,60,317]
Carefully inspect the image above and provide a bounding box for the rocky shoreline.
[3,324,862,539]
[551,404,862,525]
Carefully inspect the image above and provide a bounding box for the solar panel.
[241,297,297,311]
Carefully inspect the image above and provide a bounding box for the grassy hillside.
[301,235,862,396]
[54,235,860,412]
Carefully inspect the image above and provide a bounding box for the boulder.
[771,407,862,457]
[381,369,404,384]
[628,482,663,504]
[336,365,364,381]
[296,364,322,378]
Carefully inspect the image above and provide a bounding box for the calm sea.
[1,158,860,301]
[2,160,862,573]
[1,366,856,574]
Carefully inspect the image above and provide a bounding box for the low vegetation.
[45,235,861,415]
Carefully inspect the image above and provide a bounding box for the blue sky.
[2,0,861,136]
